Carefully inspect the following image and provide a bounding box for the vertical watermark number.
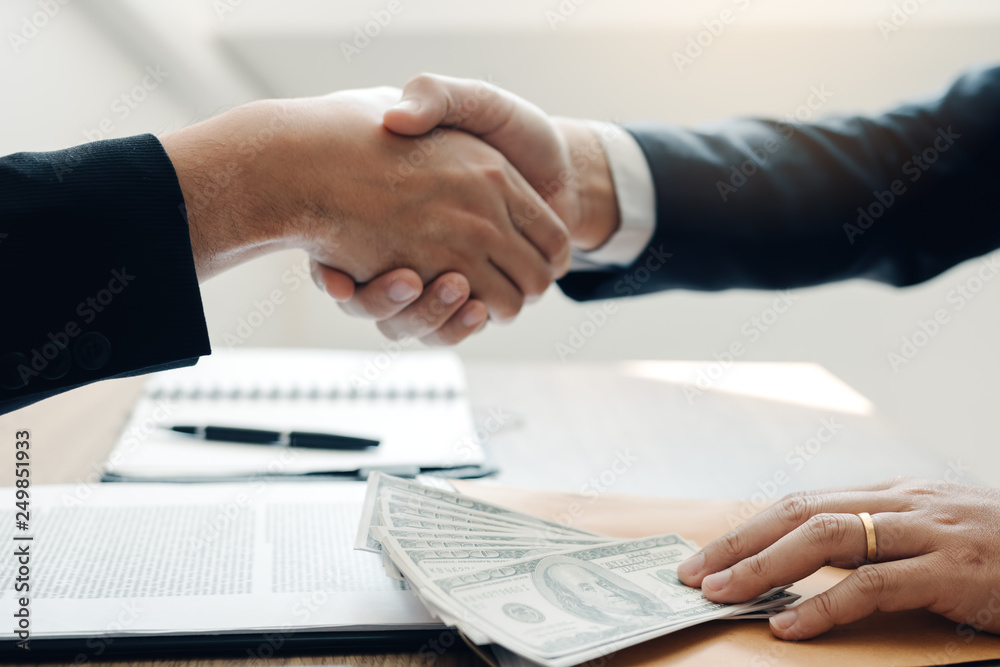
[13,430,32,651]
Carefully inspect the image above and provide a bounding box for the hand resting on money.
[677,477,1000,640]
[355,472,797,667]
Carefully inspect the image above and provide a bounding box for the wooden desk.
[473,360,960,497]
[0,360,961,666]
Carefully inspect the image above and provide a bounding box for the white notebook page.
[102,349,485,479]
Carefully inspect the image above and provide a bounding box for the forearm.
[629,83,1000,290]
[160,101,297,282]
[560,65,1000,301]
[0,135,210,414]
[552,118,619,252]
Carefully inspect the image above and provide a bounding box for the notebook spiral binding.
[145,385,462,402]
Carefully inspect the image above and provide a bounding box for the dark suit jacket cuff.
[0,134,211,413]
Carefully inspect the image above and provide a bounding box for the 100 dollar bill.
[402,534,774,666]
[355,472,594,552]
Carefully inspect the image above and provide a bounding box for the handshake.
[161,75,622,346]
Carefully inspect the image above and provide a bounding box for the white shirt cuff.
[570,122,656,271]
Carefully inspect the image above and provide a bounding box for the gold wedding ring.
[857,512,877,563]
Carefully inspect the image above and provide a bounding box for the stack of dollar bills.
[354,472,798,667]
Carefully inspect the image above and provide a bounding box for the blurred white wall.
[3,0,999,478]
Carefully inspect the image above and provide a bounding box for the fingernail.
[387,280,418,303]
[390,99,420,113]
[461,308,486,329]
[440,282,465,305]
[770,610,798,632]
[677,552,705,580]
[702,569,732,592]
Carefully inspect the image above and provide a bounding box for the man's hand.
[313,74,620,345]
[312,265,489,345]
[160,87,571,321]
[676,477,1000,640]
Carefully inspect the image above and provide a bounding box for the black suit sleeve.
[0,134,210,415]
[559,65,1000,301]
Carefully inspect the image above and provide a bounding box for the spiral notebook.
[101,348,493,482]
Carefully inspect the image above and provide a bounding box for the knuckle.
[466,219,504,248]
[553,243,573,277]
[481,161,511,188]
[930,506,962,527]
[521,270,552,299]
[407,72,441,92]
[888,475,917,489]
[811,590,840,621]
[493,294,524,321]
[437,278,468,307]
[552,221,571,248]
[745,552,772,579]
[541,223,571,260]
[420,301,449,325]
[802,513,849,546]
[399,307,433,337]
[901,483,938,497]
[362,302,394,320]
[422,332,452,348]
[484,230,511,257]
[853,564,891,597]
[941,543,986,569]
[359,287,393,314]
[777,494,815,525]
[434,329,463,346]
[376,319,403,340]
[719,530,748,560]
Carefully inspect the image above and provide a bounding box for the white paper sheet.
[0,482,441,639]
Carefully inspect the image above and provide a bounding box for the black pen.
[165,425,379,450]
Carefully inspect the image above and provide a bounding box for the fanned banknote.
[355,471,597,553]
[355,473,798,666]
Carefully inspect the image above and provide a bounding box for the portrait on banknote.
[532,555,679,626]
[502,603,546,624]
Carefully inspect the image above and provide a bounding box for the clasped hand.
[305,75,619,344]
[677,477,1000,640]
[161,78,613,341]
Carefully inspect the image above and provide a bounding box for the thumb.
[309,259,356,302]
[383,73,564,190]
[383,94,442,136]
[386,73,519,136]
